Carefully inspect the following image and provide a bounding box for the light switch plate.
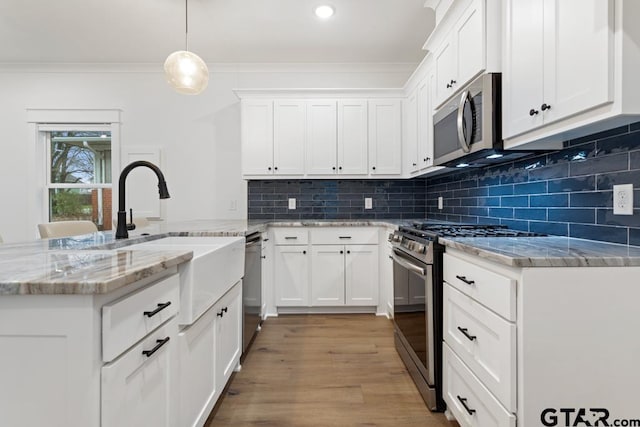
[288,198,296,210]
[438,196,444,210]
[365,198,373,209]
[613,184,633,215]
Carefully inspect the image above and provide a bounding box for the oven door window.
[393,262,427,369]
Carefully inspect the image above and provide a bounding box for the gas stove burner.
[402,222,546,239]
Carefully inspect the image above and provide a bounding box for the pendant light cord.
[185,0,189,51]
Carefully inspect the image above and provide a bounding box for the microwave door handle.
[457,90,472,153]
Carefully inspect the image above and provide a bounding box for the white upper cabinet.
[306,100,337,175]
[273,100,306,175]
[241,100,273,175]
[404,89,419,174]
[368,99,402,175]
[433,0,487,107]
[503,0,614,141]
[337,100,369,175]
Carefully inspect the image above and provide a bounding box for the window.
[43,127,113,230]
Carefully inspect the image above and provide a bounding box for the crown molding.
[0,62,419,74]
[233,87,406,99]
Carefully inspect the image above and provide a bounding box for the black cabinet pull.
[285,236,297,240]
[142,337,170,358]
[339,236,352,239]
[274,166,278,171]
[423,158,427,162]
[457,327,477,341]
[222,307,228,313]
[268,167,272,171]
[261,255,266,259]
[412,163,417,166]
[332,166,336,170]
[347,250,351,254]
[372,166,376,170]
[456,275,475,285]
[340,250,344,254]
[426,156,431,161]
[303,250,307,254]
[143,301,171,318]
[456,395,476,415]
[217,310,224,317]
[541,103,552,111]
[529,108,539,116]
[450,79,456,85]
[338,166,342,170]
[446,83,452,88]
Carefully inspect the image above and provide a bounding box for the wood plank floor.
[206,314,457,427]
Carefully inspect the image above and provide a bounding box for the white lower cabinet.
[178,306,216,427]
[443,248,640,426]
[274,244,310,306]
[273,227,380,310]
[214,282,242,386]
[178,280,242,427]
[102,318,179,427]
[443,344,516,427]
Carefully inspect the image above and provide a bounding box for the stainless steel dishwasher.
[243,232,262,356]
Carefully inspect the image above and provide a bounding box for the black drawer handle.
[457,395,476,415]
[285,236,297,240]
[144,301,172,318]
[142,337,170,358]
[217,311,224,317]
[339,236,352,239]
[455,275,475,285]
[222,307,228,313]
[457,327,477,341]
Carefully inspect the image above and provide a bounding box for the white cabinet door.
[542,0,613,125]
[311,245,345,306]
[261,235,273,317]
[345,245,379,306]
[273,100,305,175]
[405,89,419,173]
[178,307,216,427]
[417,73,434,169]
[214,282,242,386]
[306,100,337,175]
[455,0,485,89]
[435,37,456,106]
[503,0,544,138]
[241,100,274,175]
[368,99,402,175]
[337,100,368,175]
[274,245,310,306]
[102,318,178,427]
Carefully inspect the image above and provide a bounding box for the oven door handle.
[392,250,426,276]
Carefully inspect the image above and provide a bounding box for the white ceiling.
[0,0,435,64]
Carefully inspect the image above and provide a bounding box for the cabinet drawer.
[443,344,516,427]
[102,317,178,427]
[443,253,516,321]
[310,227,378,245]
[272,228,309,245]
[444,285,516,411]
[103,274,180,362]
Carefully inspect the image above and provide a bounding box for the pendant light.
[164,0,209,95]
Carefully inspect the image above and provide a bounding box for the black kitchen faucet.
[115,160,170,239]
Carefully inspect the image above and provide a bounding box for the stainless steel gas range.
[389,222,544,412]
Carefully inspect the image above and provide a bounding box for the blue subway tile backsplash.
[248,179,426,220]
[425,121,640,245]
[247,122,640,245]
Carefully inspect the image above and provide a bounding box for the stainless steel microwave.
[432,73,504,167]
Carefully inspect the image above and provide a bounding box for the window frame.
[27,109,121,237]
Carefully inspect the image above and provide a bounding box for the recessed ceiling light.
[314,5,335,19]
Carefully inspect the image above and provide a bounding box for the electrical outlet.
[288,198,296,210]
[365,198,373,209]
[229,200,237,211]
[438,196,443,210]
[613,184,634,215]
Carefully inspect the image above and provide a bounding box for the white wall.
[0,64,413,242]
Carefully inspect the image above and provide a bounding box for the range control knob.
[416,244,425,254]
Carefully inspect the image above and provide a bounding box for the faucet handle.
[126,208,136,231]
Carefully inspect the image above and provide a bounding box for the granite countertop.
[0,219,407,295]
[440,236,640,268]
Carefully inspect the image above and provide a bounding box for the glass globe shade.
[164,50,209,95]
